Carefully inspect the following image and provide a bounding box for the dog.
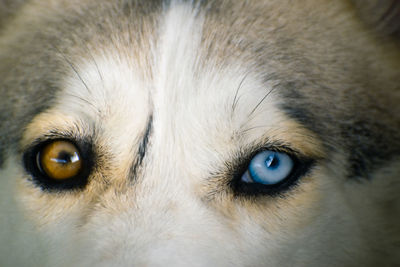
[0,0,399,266]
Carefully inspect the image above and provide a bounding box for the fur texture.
[0,0,399,266]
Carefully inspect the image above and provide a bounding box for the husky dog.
[0,0,399,266]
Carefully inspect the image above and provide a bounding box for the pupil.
[265,154,279,169]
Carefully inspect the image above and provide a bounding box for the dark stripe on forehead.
[129,115,153,182]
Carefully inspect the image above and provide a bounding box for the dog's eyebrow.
[129,115,153,181]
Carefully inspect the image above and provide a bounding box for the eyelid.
[19,111,93,153]
[20,130,89,155]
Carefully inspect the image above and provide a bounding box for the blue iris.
[241,151,294,185]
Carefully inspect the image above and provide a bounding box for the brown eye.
[24,138,93,191]
[38,141,83,180]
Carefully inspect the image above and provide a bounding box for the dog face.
[0,0,399,266]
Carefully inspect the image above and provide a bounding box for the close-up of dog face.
[0,0,399,266]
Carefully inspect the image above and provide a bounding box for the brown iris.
[38,141,82,180]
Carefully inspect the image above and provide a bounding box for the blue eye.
[241,151,294,185]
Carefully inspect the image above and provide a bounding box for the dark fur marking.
[341,120,400,179]
[129,115,153,181]
[279,86,400,180]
